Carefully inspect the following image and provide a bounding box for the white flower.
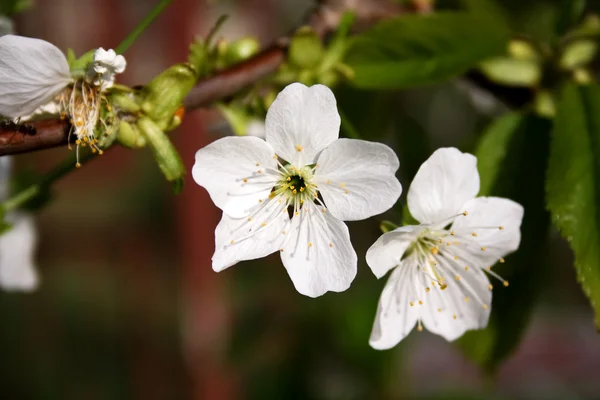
[0,157,39,292]
[0,35,72,119]
[366,148,523,349]
[193,83,402,297]
[88,47,126,90]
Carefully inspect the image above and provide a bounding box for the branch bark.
[0,0,408,156]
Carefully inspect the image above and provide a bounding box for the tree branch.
[0,0,408,156]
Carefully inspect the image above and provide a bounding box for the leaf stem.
[115,0,172,55]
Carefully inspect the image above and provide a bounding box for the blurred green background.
[1,0,599,399]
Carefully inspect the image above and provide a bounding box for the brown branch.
[0,0,407,156]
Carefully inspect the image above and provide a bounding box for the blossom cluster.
[192,83,524,347]
[0,32,524,348]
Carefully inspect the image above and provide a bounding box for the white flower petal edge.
[192,136,279,218]
[0,35,72,118]
[89,48,127,90]
[265,83,340,167]
[367,147,524,347]
[280,201,357,297]
[0,212,38,291]
[407,147,479,225]
[315,139,402,221]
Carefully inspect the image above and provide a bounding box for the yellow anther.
[453,314,457,320]
[440,283,447,290]
[439,238,443,243]
[344,190,350,194]
[326,179,331,184]
[455,275,461,281]
[261,222,267,227]
[255,163,260,167]
[464,297,470,302]
[300,187,305,192]
[258,199,263,203]
[425,287,430,292]
[481,246,487,251]
[292,189,297,194]
[410,301,414,306]
[500,258,505,263]
[487,266,492,271]
[499,225,505,230]
[446,242,451,246]
[417,324,423,332]
[243,179,248,183]
[295,145,303,152]
[300,199,304,204]
[463,211,468,216]
[488,284,493,290]
[503,280,509,287]
[76,139,81,145]
[230,240,235,244]
[472,232,478,237]
[322,208,327,213]
[437,308,442,312]
[287,177,291,181]
[282,230,286,235]
[98,150,104,155]
[418,300,423,305]
[290,185,295,190]
[453,241,459,245]
[248,217,253,221]
[465,266,469,271]
[308,242,313,248]
[340,183,346,188]
[76,163,81,168]
[431,247,439,255]
[295,211,299,216]
[451,231,455,236]
[454,256,459,260]
[482,304,488,310]
[329,243,333,248]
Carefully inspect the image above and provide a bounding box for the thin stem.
[115,0,172,55]
[2,152,96,213]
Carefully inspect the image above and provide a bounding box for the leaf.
[458,113,551,372]
[546,83,600,329]
[345,12,509,89]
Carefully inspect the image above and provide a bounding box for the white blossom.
[193,83,402,297]
[88,47,126,90]
[366,147,523,349]
[0,157,39,292]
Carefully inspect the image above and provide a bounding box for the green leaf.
[459,0,509,27]
[458,113,551,372]
[546,83,600,328]
[345,12,509,89]
[475,112,524,196]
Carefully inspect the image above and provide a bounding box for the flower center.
[270,164,320,218]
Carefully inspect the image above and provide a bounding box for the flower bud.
[226,37,260,65]
[117,120,146,148]
[534,90,556,118]
[288,27,324,69]
[137,117,185,187]
[480,57,541,87]
[110,93,141,113]
[141,63,198,131]
[507,39,539,61]
[559,39,598,70]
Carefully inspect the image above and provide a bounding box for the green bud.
[380,220,399,234]
[507,39,539,61]
[110,93,141,113]
[480,57,541,87]
[137,117,185,183]
[141,63,198,131]
[116,120,146,148]
[559,39,598,70]
[573,68,593,85]
[534,90,556,118]
[289,26,324,69]
[226,37,260,65]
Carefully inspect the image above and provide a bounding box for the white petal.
[417,253,491,341]
[192,136,278,218]
[212,197,290,271]
[0,35,71,118]
[366,225,422,279]
[407,148,480,224]
[369,264,420,349]
[451,196,524,264]
[314,139,402,221]
[279,201,357,297]
[265,83,340,166]
[0,212,39,291]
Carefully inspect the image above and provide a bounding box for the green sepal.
[69,49,95,77]
[141,63,199,131]
[117,120,146,148]
[379,220,399,233]
[136,117,185,185]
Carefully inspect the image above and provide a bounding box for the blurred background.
[1,0,599,399]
